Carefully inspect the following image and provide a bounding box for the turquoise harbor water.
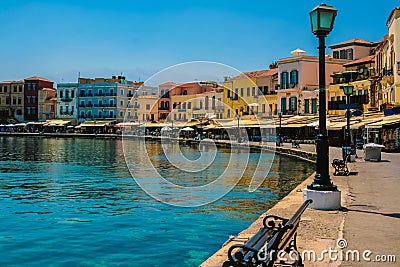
[0,137,314,266]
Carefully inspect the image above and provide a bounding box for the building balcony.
[60,98,73,102]
[159,107,170,110]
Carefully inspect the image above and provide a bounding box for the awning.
[44,120,70,126]
[281,123,307,128]
[365,118,400,129]
[80,121,111,127]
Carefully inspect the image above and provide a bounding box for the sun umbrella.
[290,48,307,55]
[161,126,172,131]
[182,127,194,131]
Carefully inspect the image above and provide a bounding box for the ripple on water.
[0,137,314,266]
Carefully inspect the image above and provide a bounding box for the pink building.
[277,55,347,115]
[329,39,378,61]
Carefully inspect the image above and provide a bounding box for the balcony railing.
[60,98,73,102]
[159,107,170,110]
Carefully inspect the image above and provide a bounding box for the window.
[31,107,36,114]
[240,88,244,97]
[32,83,36,90]
[120,111,123,117]
[120,100,124,106]
[188,102,191,109]
[0,86,2,92]
[182,102,186,109]
[146,104,150,110]
[27,107,31,114]
[280,72,289,89]
[13,97,16,105]
[281,97,287,113]
[289,97,297,111]
[32,96,36,103]
[227,109,231,118]
[183,90,187,95]
[331,97,335,101]
[27,83,31,90]
[71,90,74,98]
[347,49,353,60]
[13,85,17,92]
[19,85,23,92]
[337,96,341,101]
[263,86,268,95]
[333,51,339,59]
[311,99,317,113]
[247,88,250,97]
[227,90,231,98]
[305,99,310,113]
[290,70,298,86]
[27,96,31,103]
[60,91,63,98]
[340,49,346,59]
[252,87,255,96]
[343,96,346,101]
[358,90,362,95]
[397,62,400,71]
[120,89,124,95]
[262,104,266,113]
[364,90,369,95]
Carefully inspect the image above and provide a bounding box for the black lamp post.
[342,85,354,147]
[307,4,338,191]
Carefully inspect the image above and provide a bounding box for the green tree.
[269,61,278,69]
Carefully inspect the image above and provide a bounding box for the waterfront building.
[127,85,158,122]
[277,56,346,115]
[77,76,140,122]
[223,69,278,120]
[117,81,143,122]
[374,7,400,107]
[136,95,159,122]
[38,88,57,121]
[170,82,224,121]
[329,39,378,61]
[57,83,78,120]
[158,82,176,121]
[328,55,376,115]
[24,76,54,121]
[0,80,24,122]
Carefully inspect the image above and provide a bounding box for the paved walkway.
[202,143,399,266]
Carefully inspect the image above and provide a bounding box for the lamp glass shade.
[309,4,337,35]
[343,85,354,96]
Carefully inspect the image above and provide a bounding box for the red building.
[158,82,215,121]
[24,76,54,121]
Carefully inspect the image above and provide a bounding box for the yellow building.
[136,95,159,122]
[223,69,278,120]
[374,7,400,107]
[328,55,376,115]
[0,80,24,122]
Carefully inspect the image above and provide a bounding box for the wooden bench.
[223,199,312,267]
[332,155,349,176]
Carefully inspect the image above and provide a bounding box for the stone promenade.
[202,143,399,266]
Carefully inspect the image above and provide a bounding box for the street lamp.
[342,85,354,150]
[307,4,338,192]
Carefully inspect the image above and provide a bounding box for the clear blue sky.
[0,0,398,84]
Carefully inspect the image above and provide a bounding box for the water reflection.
[0,136,314,266]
